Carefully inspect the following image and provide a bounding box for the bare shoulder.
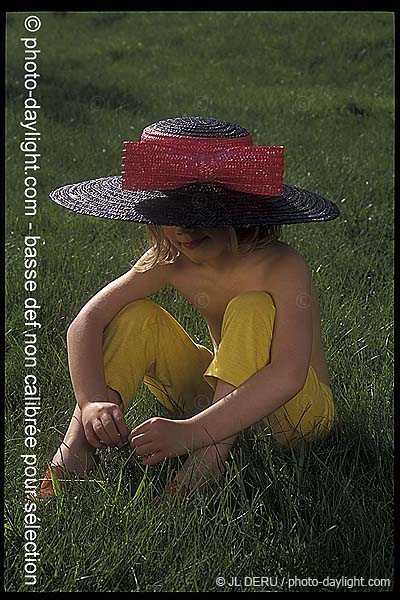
[266,240,304,258]
[259,240,309,269]
[263,241,312,291]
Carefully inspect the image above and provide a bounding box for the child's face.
[162,226,232,265]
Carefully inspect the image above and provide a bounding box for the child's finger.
[129,419,152,438]
[85,422,106,449]
[129,433,149,448]
[112,408,130,441]
[134,442,158,457]
[93,418,114,447]
[100,414,124,446]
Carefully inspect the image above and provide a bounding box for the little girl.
[39,116,339,498]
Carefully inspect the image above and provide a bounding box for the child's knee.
[103,298,161,337]
[111,298,158,324]
[225,291,275,315]
[221,292,276,336]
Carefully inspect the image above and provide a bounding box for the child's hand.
[129,417,196,465]
[81,402,130,449]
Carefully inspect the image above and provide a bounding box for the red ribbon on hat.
[121,134,284,196]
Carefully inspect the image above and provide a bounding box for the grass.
[5,10,394,592]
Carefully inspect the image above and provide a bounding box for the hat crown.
[143,116,249,139]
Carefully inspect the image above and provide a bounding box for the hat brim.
[49,176,339,227]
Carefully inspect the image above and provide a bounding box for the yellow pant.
[102,291,335,448]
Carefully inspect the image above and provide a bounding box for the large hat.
[49,116,339,227]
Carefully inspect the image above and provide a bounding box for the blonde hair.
[133,224,283,272]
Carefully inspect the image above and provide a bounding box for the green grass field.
[5,11,394,592]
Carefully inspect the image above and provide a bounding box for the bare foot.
[169,378,239,496]
[51,439,97,477]
[49,387,124,477]
[172,440,234,495]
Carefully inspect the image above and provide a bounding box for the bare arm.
[66,253,172,446]
[190,364,303,446]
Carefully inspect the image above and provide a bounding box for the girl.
[39,116,339,498]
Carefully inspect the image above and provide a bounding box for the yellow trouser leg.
[102,299,214,417]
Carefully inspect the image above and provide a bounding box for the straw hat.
[49,116,339,227]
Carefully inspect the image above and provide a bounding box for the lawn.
[5,11,394,592]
